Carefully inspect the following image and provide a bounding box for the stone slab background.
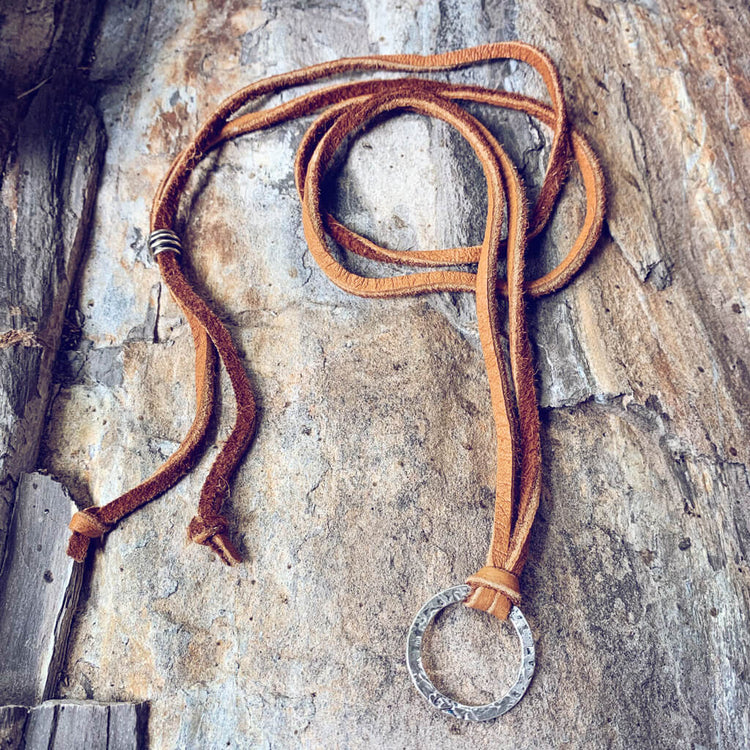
[1,0,749,748]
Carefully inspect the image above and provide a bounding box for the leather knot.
[68,507,112,538]
[188,514,229,544]
[188,514,242,566]
[67,507,113,563]
[465,566,521,620]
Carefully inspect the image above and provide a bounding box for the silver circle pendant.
[405,584,535,721]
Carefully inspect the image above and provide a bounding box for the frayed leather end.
[66,530,91,562]
[188,514,242,565]
[207,534,242,566]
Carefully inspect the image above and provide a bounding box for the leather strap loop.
[64,42,605,614]
[465,566,522,620]
[466,566,521,600]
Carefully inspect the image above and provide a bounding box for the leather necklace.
[66,42,605,721]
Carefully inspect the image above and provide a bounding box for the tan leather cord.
[66,43,605,621]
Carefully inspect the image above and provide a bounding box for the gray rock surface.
[15,0,749,747]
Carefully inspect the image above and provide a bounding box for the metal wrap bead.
[148,229,183,258]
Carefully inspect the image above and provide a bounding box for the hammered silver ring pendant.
[405,584,536,722]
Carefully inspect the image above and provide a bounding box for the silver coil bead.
[148,229,182,258]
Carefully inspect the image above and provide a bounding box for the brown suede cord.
[66,43,605,620]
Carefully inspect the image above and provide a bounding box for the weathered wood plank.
[0,6,151,750]
[48,701,109,749]
[0,0,99,99]
[0,85,106,566]
[9,701,150,750]
[108,703,150,750]
[0,473,82,705]
[21,704,55,750]
[0,705,28,750]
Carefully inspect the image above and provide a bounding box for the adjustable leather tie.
[65,42,605,721]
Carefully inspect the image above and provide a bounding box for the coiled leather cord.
[67,42,605,621]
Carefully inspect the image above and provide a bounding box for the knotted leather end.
[465,566,521,621]
[66,532,91,562]
[188,514,242,566]
[66,507,113,562]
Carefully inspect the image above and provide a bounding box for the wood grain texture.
[0,5,147,749]
[0,0,744,747]
[0,706,27,749]
[0,473,82,705]
[0,701,148,750]
[0,81,106,567]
